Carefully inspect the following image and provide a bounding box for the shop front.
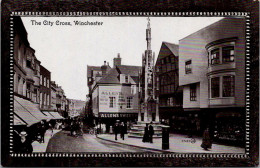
[95,113,138,133]
[213,107,245,145]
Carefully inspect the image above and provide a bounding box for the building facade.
[179,17,246,141]
[155,42,183,131]
[89,57,141,132]
[39,65,51,111]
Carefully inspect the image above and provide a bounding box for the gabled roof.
[156,42,179,65]
[163,42,179,56]
[97,65,141,84]
[97,68,120,84]
[116,65,141,77]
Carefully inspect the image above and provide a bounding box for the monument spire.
[146,17,151,50]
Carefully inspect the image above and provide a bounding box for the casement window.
[190,84,197,101]
[185,60,192,74]
[207,41,235,66]
[109,97,116,108]
[125,75,129,83]
[211,77,220,98]
[126,97,133,109]
[223,75,235,97]
[222,46,235,63]
[210,48,220,65]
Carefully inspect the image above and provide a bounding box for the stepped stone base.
[128,121,165,138]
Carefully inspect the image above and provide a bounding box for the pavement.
[97,133,245,153]
[32,129,61,152]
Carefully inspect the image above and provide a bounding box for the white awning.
[42,111,56,120]
[14,114,27,125]
[14,96,41,126]
[49,112,64,119]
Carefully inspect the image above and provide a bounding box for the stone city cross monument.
[129,18,162,138]
[138,17,159,122]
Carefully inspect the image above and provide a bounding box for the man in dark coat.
[114,122,120,140]
[120,122,127,140]
[16,131,33,153]
[149,122,154,143]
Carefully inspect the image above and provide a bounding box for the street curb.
[96,136,172,153]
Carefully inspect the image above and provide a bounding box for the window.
[210,48,220,65]
[161,59,165,65]
[109,97,116,108]
[26,84,31,99]
[223,76,235,97]
[222,46,234,62]
[47,79,49,88]
[125,75,129,83]
[118,93,125,108]
[40,75,42,85]
[211,77,220,98]
[126,97,133,108]
[44,77,46,86]
[185,60,192,74]
[190,84,197,101]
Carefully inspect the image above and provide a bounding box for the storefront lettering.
[99,113,137,118]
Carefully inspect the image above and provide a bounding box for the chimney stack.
[113,53,122,68]
[101,60,108,76]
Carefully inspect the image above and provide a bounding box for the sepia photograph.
[12,15,247,154]
[1,0,259,166]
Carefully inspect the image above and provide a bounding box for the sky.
[21,16,223,101]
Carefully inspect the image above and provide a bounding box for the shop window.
[190,84,197,101]
[211,77,220,98]
[223,75,235,97]
[126,97,133,108]
[222,46,234,63]
[109,97,116,108]
[185,60,192,74]
[210,48,220,65]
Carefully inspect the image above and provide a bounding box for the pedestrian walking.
[114,121,120,140]
[120,122,127,140]
[142,123,149,143]
[16,131,33,153]
[201,127,212,150]
[39,120,46,143]
[148,122,154,143]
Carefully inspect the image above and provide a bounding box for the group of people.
[143,122,154,143]
[114,121,127,140]
[13,119,65,153]
[70,119,84,137]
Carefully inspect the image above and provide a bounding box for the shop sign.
[99,113,137,118]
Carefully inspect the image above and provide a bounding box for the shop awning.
[14,96,49,121]
[49,112,64,119]
[14,97,41,126]
[14,114,27,125]
[42,111,56,120]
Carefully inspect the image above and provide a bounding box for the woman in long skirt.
[142,123,149,143]
[201,128,212,150]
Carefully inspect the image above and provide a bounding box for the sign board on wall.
[99,113,138,118]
